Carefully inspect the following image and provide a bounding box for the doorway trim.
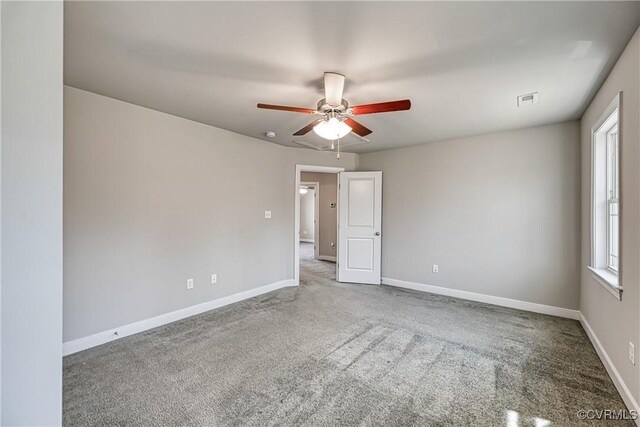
[295,164,345,283]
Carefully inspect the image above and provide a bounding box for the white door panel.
[338,171,382,284]
[347,179,375,226]
[346,238,374,270]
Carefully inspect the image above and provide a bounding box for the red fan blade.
[293,119,324,136]
[344,118,372,137]
[257,103,316,114]
[351,99,411,115]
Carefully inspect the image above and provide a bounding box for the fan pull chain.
[337,136,341,159]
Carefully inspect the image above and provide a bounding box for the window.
[589,93,621,299]
[606,125,619,272]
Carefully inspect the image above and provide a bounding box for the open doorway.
[294,165,344,283]
[299,173,338,280]
[299,180,319,262]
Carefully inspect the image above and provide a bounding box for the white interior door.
[337,171,382,284]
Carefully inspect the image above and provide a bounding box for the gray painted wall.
[580,28,640,404]
[64,86,356,342]
[301,172,338,259]
[358,121,581,310]
[1,2,63,424]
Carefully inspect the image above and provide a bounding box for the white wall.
[63,86,356,343]
[358,121,581,310]
[300,188,315,241]
[1,2,63,425]
[580,28,640,408]
[301,172,338,259]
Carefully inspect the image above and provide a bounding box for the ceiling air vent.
[517,92,539,107]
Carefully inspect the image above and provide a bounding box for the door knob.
[374,231,381,236]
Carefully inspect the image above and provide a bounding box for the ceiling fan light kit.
[313,116,352,140]
[257,72,411,155]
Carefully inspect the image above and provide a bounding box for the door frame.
[294,164,344,283]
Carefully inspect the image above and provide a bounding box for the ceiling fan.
[257,72,411,144]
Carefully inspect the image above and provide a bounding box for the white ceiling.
[64,1,640,153]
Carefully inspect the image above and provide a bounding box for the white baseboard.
[580,313,640,423]
[317,255,336,262]
[299,239,314,243]
[63,279,298,356]
[381,277,580,320]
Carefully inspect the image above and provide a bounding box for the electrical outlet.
[629,342,635,365]
[264,210,272,219]
[432,264,439,273]
[211,274,217,285]
[186,278,194,290]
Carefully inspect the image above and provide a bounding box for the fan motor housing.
[317,98,349,113]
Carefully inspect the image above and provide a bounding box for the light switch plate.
[432,265,439,273]
[265,210,272,219]
[211,274,217,285]
[186,278,194,290]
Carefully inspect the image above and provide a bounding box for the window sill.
[588,266,622,300]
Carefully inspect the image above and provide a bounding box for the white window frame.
[589,93,622,300]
